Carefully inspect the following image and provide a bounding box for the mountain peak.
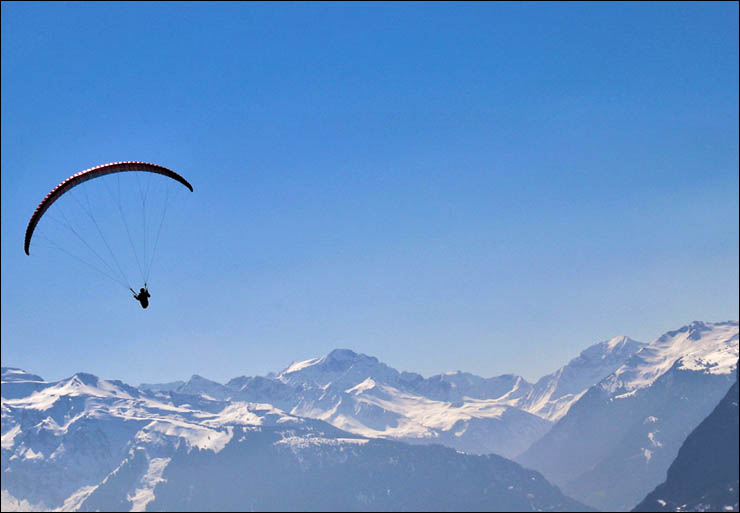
[174,374,229,400]
[605,335,632,349]
[277,349,398,390]
[69,372,100,387]
[658,320,736,343]
[520,335,647,422]
[578,336,645,363]
[279,349,375,379]
[319,348,380,369]
[187,374,221,384]
[325,348,359,361]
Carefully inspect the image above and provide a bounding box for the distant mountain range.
[2,320,737,511]
[1,369,588,512]
[134,334,645,460]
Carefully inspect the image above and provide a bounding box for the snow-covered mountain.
[5,320,728,511]
[517,320,739,512]
[632,367,739,512]
[277,348,408,390]
[173,374,231,400]
[289,376,552,458]
[206,339,644,458]
[1,368,589,512]
[263,351,546,458]
[405,371,530,403]
[515,336,646,422]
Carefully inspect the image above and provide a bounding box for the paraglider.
[24,161,193,307]
[132,286,151,309]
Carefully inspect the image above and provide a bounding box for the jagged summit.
[571,335,645,365]
[326,348,360,361]
[602,320,739,394]
[279,348,371,377]
[660,320,737,342]
[514,335,646,422]
[186,374,221,384]
[276,348,398,390]
[69,372,100,386]
[174,374,229,400]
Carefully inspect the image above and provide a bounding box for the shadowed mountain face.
[86,428,593,513]
[517,321,739,512]
[632,368,739,512]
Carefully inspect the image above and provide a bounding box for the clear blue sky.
[2,2,738,385]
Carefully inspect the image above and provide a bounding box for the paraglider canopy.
[24,161,193,255]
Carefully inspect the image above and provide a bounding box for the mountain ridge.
[517,320,738,511]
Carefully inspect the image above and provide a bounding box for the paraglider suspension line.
[36,233,131,290]
[70,186,134,290]
[144,183,170,284]
[102,176,147,285]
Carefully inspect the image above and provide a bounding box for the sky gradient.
[2,2,738,385]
